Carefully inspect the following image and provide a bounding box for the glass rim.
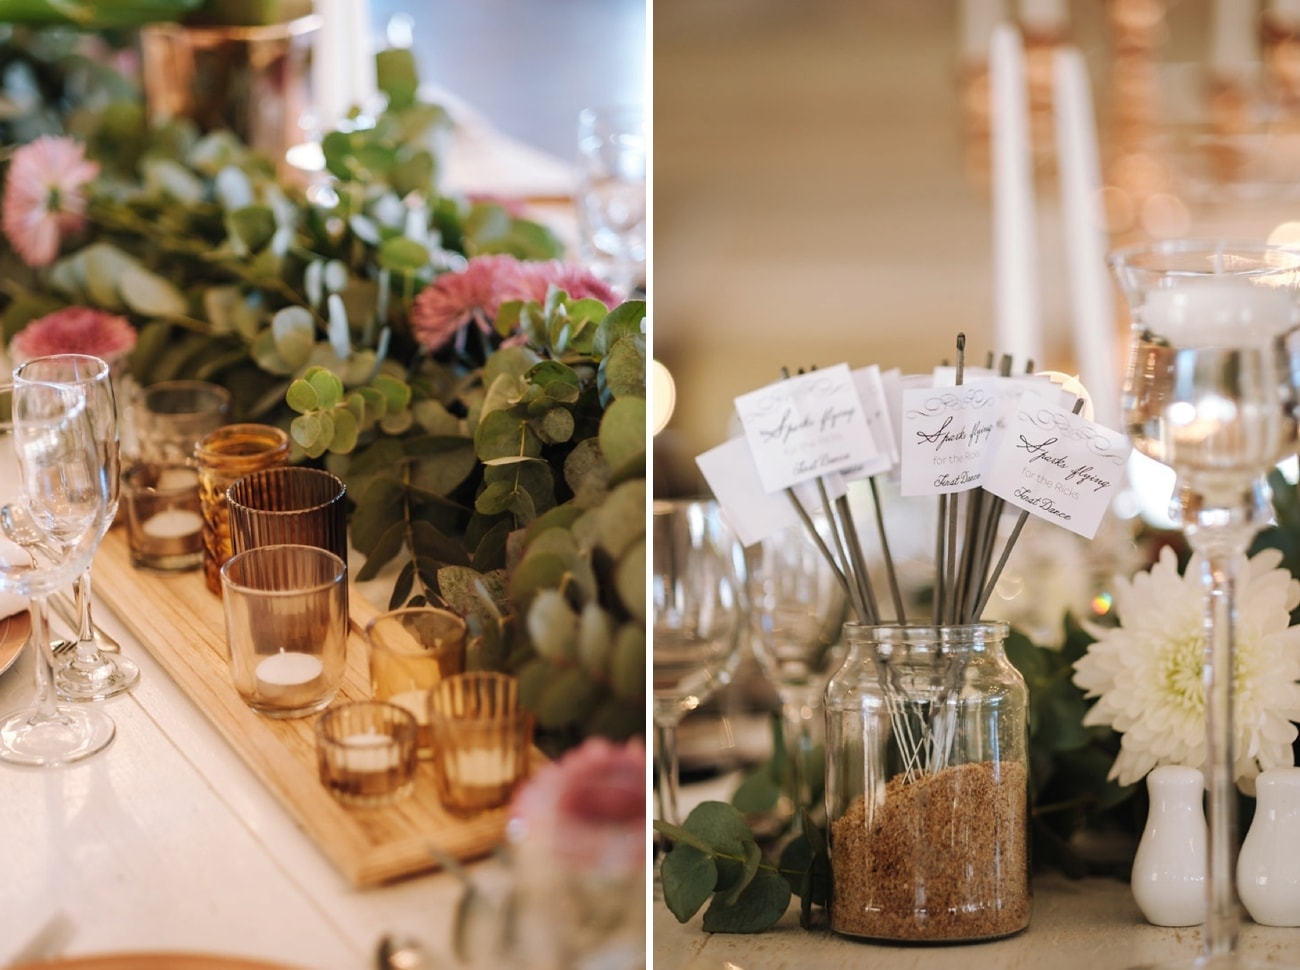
[1107,238,1300,275]
[227,466,346,515]
[13,353,111,386]
[366,605,467,647]
[219,542,346,593]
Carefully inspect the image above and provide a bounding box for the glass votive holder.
[428,672,534,816]
[227,466,348,566]
[197,423,291,595]
[120,461,205,572]
[316,701,419,807]
[220,543,347,718]
[367,607,468,758]
[136,379,231,465]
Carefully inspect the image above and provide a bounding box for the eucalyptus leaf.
[701,869,792,934]
[661,845,717,924]
[533,666,602,729]
[526,590,577,661]
[598,396,646,472]
[119,264,188,317]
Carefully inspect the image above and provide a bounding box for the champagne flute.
[0,380,114,765]
[1110,239,1300,969]
[15,354,139,700]
[652,498,744,829]
[747,518,848,832]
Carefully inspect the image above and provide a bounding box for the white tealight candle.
[387,688,429,723]
[341,730,400,772]
[256,651,324,687]
[156,467,200,491]
[142,508,204,540]
[453,748,515,787]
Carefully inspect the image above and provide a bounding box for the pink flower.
[410,254,532,352]
[10,307,136,366]
[2,136,99,267]
[521,261,621,307]
[509,737,645,876]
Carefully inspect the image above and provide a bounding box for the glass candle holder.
[196,423,290,595]
[366,607,468,758]
[227,465,348,566]
[428,672,534,816]
[220,543,347,718]
[316,701,419,807]
[136,379,231,465]
[120,461,205,572]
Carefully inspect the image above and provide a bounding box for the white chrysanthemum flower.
[1072,545,1300,793]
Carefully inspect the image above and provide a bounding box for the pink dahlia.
[521,261,620,307]
[508,737,645,876]
[2,136,99,267]
[410,254,532,352]
[10,306,137,366]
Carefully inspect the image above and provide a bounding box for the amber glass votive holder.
[428,672,534,816]
[228,466,348,566]
[220,543,347,718]
[121,461,205,572]
[197,423,290,595]
[316,701,419,807]
[367,607,467,758]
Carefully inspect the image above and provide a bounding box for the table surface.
[653,870,1300,969]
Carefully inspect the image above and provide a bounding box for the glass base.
[55,652,140,701]
[0,705,115,766]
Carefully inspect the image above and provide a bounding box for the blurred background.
[652,0,1300,497]
[371,0,645,159]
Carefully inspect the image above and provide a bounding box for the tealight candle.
[142,508,203,540]
[255,651,325,708]
[316,701,418,806]
[341,731,402,772]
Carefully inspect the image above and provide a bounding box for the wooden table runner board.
[93,529,514,888]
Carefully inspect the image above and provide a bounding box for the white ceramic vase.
[1131,764,1206,927]
[1237,767,1300,926]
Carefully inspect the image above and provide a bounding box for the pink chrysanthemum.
[10,306,136,366]
[410,254,532,353]
[521,261,621,307]
[2,136,99,267]
[508,737,645,876]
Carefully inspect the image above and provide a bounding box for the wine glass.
[1109,239,1300,969]
[576,104,647,296]
[651,498,745,830]
[15,354,139,700]
[0,380,115,765]
[747,518,848,833]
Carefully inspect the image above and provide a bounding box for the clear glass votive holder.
[428,672,534,816]
[121,461,205,572]
[197,423,291,595]
[316,701,419,807]
[136,379,231,465]
[227,466,348,567]
[220,543,348,718]
[367,607,468,758]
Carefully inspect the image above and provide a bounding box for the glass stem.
[1195,541,1243,958]
[654,719,682,828]
[29,593,59,721]
[781,693,817,838]
[73,565,100,662]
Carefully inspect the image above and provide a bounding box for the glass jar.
[195,423,290,595]
[824,621,1030,943]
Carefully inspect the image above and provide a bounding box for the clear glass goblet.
[747,518,848,833]
[0,381,115,766]
[15,354,139,701]
[651,498,745,830]
[1109,239,1300,969]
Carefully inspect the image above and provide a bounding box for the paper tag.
[982,390,1132,539]
[899,382,999,495]
[842,365,895,479]
[695,437,831,547]
[733,364,877,493]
